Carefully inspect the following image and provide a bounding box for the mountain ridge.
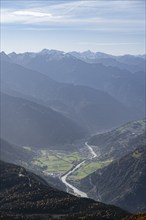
[8,50,145,119]
[0,92,87,147]
[1,58,134,133]
[0,160,131,220]
[78,121,146,213]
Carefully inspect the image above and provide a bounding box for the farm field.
[32,150,86,175]
[68,159,112,180]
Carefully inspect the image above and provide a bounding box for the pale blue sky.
[1,0,145,55]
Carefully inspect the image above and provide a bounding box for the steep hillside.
[122,213,146,220]
[0,161,130,220]
[88,119,146,160]
[0,138,67,192]
[80,145,146,213]
[0,138,35,164]
[1,59,134,132]
[0,92,86,147]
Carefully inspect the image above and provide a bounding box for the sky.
[0,0,145,55]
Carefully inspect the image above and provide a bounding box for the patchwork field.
[31,147,113,180]
[32,150,86,176]
[68,159,112,180]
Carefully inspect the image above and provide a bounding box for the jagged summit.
[0,51,12,62]
[39,48,64,54]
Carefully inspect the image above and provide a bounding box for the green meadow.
[32,150,85,174]
[68,160,112,180]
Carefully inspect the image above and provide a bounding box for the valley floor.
[20,141,112,197]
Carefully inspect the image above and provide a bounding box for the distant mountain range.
[8,49,146,72]
[78,120,146,213]
[5,49,145,119]
[0,49,145,218]
[69,50,146,72]
[0,53,136,148]
[0,160,131,220]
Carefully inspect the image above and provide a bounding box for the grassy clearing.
[32,149,112,179]
[32,155,72,172]
[59,152,85,163]
[68,160,112,180]
[32,151,85,174]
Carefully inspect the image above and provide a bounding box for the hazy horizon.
[1,48,146,57]
[1,0,145,55]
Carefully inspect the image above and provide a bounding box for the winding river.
[60,142,97,198]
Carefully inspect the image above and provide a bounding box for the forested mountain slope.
[80,140,146,213]
[0,161,130,220]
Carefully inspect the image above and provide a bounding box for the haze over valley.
[0,0,146,219]
[0,48,146,219]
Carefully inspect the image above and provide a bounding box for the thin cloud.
[78,42,141,46]
[1,0,144,26]
[1,9,63,24]
[13,11,53,18]
[1,0,145,55]
[1,8,144,32]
